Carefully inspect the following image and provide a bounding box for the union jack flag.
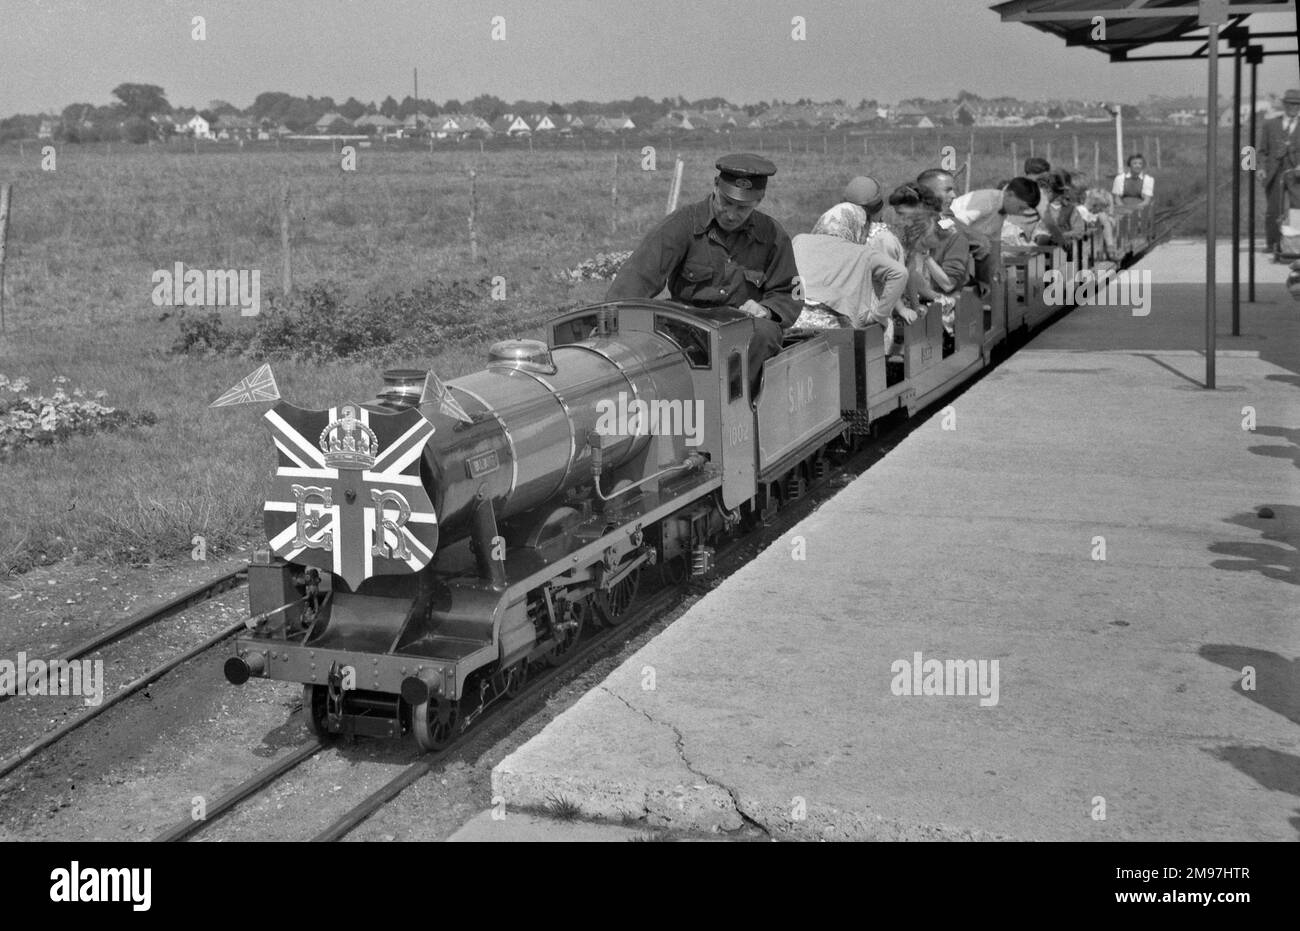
[262,402,439,590]
[210,363,280,407]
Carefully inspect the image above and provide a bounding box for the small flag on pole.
[210,363,280,407]
[420,370,473,423]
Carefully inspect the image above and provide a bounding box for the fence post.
[468,169,479,262]
[1011,141,1017,176]
[610,154,618,234]
[1073,134,1079,169]
[966,138,974,194]
[1094,140,1101,185]
[1155,136,1162,169]
[0,183,11,332]
[666,157,684,214]
[279,180,292,296]
[1045,140,1052,165]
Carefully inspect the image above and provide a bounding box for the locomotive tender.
[225,208,1153,749]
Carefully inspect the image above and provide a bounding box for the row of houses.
[165,110,640,140]
[373,111,637,138]
[31,94,1295,142]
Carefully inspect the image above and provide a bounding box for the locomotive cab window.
[552,313,602,346]
[727,351,744,401]
[654,315,711,368]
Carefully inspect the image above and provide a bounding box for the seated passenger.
[949,177,1042,248]
[1081,186,1118,259]
[841,175,906,262]
[889,182,958,300]
[1033,169,1087,248]
[917,169,993,296]
[791,203,908,329]
[885,209,948,360]
[1112,154,1154,210]
[1023,156,1051,185]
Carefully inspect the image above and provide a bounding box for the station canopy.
[990,0,1298,391]
[990,0,1297,59]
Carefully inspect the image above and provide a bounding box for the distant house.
[653,111,696,132]
[891,103,936,128]
[314,112,352,133]
[402,113,436,136]
[892,111,935,129]
[215,114,257,140]
[149,114,184,136]
[457,115,493,135]
[594,115,636,132]
[553,113,581,134]
[256,119,293,141]
[37,119,55,139]
[491,114,532,136]
[353,113,402,134]
[425,115,462,139]
[529,114,559,132]
[185,114,213,139]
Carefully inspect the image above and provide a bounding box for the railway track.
[0,567,248,779]
[152,421,906,843]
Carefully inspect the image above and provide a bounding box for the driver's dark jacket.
[606,196,800,328]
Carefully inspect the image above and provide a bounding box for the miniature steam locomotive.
[224,209,1152,749]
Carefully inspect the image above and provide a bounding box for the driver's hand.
[738,299,769,319]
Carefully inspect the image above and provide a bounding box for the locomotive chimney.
[378,368,427,409]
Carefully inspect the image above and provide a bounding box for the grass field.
[0,124,1264,576]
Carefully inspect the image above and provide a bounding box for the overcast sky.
[3,0,1297,115]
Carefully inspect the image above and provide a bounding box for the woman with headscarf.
[791,202,908,330]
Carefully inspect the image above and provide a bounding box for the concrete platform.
[447,810,648,842]
[484,240,1300,841]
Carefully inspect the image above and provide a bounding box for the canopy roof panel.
[990,0,1296,58]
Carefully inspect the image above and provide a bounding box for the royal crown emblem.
[319,405,378,469]
[733,177,752,189]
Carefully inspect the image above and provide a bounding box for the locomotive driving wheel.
[412,696,462,751]
[594,564,641,626]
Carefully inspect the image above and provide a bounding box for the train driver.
[607,153,800,395]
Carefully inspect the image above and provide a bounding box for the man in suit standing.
[1260,89,1300,261]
